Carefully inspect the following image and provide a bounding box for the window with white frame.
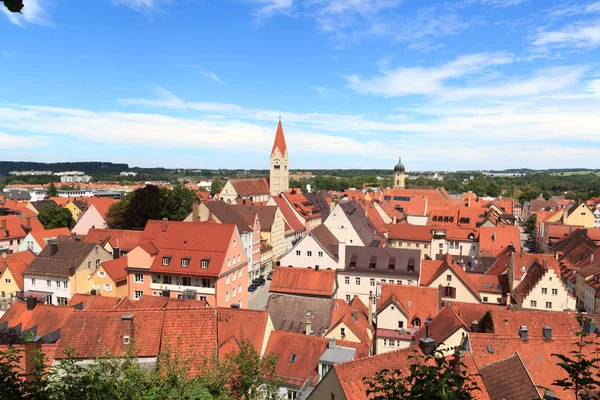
[103,284,112,291]
[307,251,312,257]
[345,295,351,302]
[238,284,242,294]
[63,282,67,288]
[96,259,100,268]
[238,269,242,278]
[318,251,323,257]
[530,300,537,308]
[345,276,350,285]
[226,274,230,284]
[134,273,144,283]
[181,258,189,268]
[233,271,236,282]
[4,278,10,284]
[98,271,105,278]
[552,288,558,295]
[355,277,361,285]
[47,280,51,287]
[541,288,547,294]
[226,291,230,301]
[545,302,552,309]
[232,287,236,297]
[31,278,36,286]
[370,278,375,287]
[134,290,143,300]
[296,250,301,256]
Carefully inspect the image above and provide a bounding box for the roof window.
[162,256,171,266]
[290,354,297,363]
[181,258,190,268]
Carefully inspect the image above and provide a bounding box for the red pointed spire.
[271,118,287,157]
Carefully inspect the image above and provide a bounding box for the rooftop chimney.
[121,313,134,344]
[113,247,120,259]
[543,258,547,267]
[1,220,6,237]
[584,319,597,335]
[471,320,479,333]
[305,319,312,336]
[50,241,58,256]
[419,337,436,356]
[192,201,199,223]
[368,291,375,326]
[327,337,336,349]
[162,218,168,232]
[352,310,358,323]
[26,297,37,311]
[25,217,31,230]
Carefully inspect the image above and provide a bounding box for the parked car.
[267,272,273,281]
[253,276,266,286]
[248,283,258,293]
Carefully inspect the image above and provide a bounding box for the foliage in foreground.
[363,349,480,400]
[0,336,282,400]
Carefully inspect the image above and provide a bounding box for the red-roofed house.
[0,300,74,343]
[18,227,72,255]
[220,178,270,204]
[0,215,44,256]
[384,223,433,259]
[89,256,128,298]
[325,297,374,347]
[269,266,336,298]
[268,190,322,232]
[478,226,521,256]
[0,250,36,305]
[71,199,118,235]
[420,254,481,304]
[126,220,248,308]
[84,228,143,257]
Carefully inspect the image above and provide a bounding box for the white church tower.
[269,119,289,196]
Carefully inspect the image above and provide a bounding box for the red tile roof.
[420,254,481,301]
[264,330,368,387]
[83,198,118,219]
[467,274,506,294]
[413,306,469,345]
[0,215,44,240]
[1,250,35,290]
[101,256,128,283]
[478,353,539,400]
[470,334,594,399]
[327,298,374,345]
[84,228,143,251]
[479,226,521,256]
[271,119,288,156]
[269,195,304,231]
[283,190,322,220]
[270,266,336,297]
[0,301,74,340]
[380,187,453,216]
[228,178,270,197]
[384,223,432,241]
[30,228,72,250]
[377,283,440,327]
[217,307,270,356]
[67,294,122,310]
[332,347,489,400]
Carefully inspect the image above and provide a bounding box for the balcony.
[149,282,215,295]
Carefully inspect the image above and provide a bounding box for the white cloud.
[0,132,47,148]
[119,87,187,109]
[533,20,600,48]
[1,0,50,26]
[464,0,526,7]
[200,70,226,84]
[545,1,600,19]
[251,0,294,19]
[346,52,514,97]
[111,0,171,14]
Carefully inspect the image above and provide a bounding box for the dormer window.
[162,256,171,266]
[181,258,190,268]
[201,258,210,269]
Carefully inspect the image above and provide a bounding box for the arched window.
[412,317,421,328]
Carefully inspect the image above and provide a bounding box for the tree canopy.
[107,185,198,230]
[46,183,58,198]
[38,205,74,230]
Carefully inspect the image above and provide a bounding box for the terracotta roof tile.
[270,266,336,297]
[269,195,304,232]
[478,353,540,400]
[377,283,440,327]
[0,215,44,240]
[327,298,374,345]
[101,257,128,283]
[384,223,432,241]
[84,228,143,251]
[266,293,334,336]
[479,226,521,256]
[0,301,74,341]
[228,178,270,197]
[1,250,35,290]
[67,294,122,310]
[217,307,270,356]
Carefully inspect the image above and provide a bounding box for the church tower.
[270,119,289,196]
[393,156,406,189]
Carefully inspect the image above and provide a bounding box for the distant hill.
[0,162,129,176]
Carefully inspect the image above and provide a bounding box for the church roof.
[394,156,405,172]
[271,119,288,157]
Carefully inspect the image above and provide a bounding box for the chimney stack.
[352,310,358,323]
[192,201,199,223]
[327,337,336,349]
[162,218,168,232]
[50,241,58,256]
[26,297,37,311]
[1,219,6,237]
[368,291,374,326]
[121,313,134,344]
[305,319,312,336]
[113,247,120,259]
[25,217,31,230]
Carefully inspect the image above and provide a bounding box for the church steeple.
[271,117,288,157]
[270,118,289,196]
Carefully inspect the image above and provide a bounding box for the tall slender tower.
[270,119,289,196]
[393,156,406,189]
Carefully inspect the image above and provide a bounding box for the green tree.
[364,349,480,400]
[38,205,74,229]
[526,214,537,233]
[210,179,225,195]
[478,310,494,333]
[46,183,58,198]
[551,318,600,400]
[161,186,198,221]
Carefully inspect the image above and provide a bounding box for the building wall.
[584,282,597,314]
[71,244,113,297]
[216,227,249,308]
[0,268,21,301]
[520,269,574,311]
[17,233,43,254]
[279,235,339,270]
[426,268,480,304]
[565,204,595,228]
[375,337,412,355]
[23,275,70,306]
[388,239,431,259]
[0,237,23,255]
[219,181,238,204]
[337,273,416,305]
[377,303,409,331]
[65,202,84,222]
[271,208,286,261]
[325,204,363,246]
[89,265,127,298]
[306,369,346,400]
[479,291,503,304]
[431,237,478,258]
[325,322,360,343]
[72,206,107,235]
[435,327,468,357]
[269,148,289,196]
[126,247,155,299]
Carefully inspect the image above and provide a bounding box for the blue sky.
[1,0,600,171]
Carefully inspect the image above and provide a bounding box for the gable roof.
[269,195,305,231]
[327,298,374,345]
[283,190,323,221]
[30,228,72,250]
[420,254,481,301]
[29,200,58,213]
[479,226,521,256]
[217,307,270,356]
[478,353,540,400]
[84,228,144,252]
[338,200,385,246]
[266,293,334,336]
[384,223,432,241]
[101,257,128,283]
[0,215,44,240]
[377,283,440,326]
[270,266,336,297]
[24,239,100,278]
[309,224,339,259]
[228,178,270,197]
[0,301,74,343]
[67,294,122,310]
[303,191,331,220]
[343,246,421,277]
[413,306,469,345]
[0,250,36,290]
